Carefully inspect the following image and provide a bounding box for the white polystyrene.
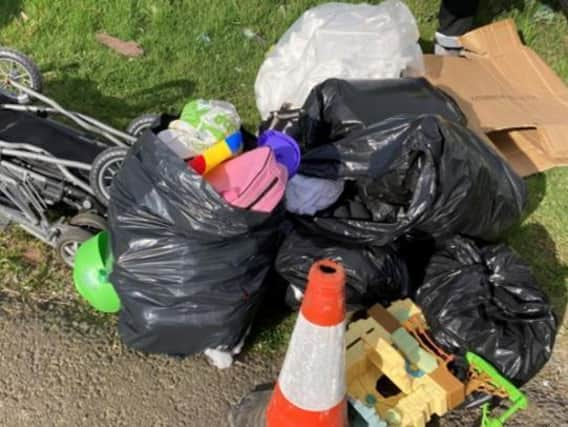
[255,0,424,118]
[204,328,249,370]
[278,313,346,411]
[204,348,234,369]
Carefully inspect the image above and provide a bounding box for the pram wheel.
[69,212,107,232]
[126,113,160,137]
[90,147,129,206]
[0,48,43,104]
[56,226,93,267]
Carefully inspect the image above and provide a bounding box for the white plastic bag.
[255,0,424,119]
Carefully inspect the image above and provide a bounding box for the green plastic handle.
[466,352,528,427]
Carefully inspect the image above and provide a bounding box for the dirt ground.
[0,314,280,427]
[0,310,566,427]
[441,332,568,427]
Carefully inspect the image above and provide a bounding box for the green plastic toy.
[73,231,121,313]
[466,352,528,427]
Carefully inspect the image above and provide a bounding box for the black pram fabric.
[0,107,105,163]
[108,131,284,355]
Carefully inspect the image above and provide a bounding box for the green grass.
[0,0,567,352]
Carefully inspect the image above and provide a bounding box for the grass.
[0,0,567,352]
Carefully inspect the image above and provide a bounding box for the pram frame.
[0,79,132,261]
[2,80,137,146]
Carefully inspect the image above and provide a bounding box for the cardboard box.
[425,19,568,176]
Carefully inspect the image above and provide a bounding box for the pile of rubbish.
[72,1,561,425]
[228,260,540,427]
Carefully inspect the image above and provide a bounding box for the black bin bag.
[297,114,527,245]
[300,78,467,149]
[275,228,409,309]
[108,132,284,355]
[416,237,557,385]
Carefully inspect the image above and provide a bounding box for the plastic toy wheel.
[89,147,128,206]
[0,48,43,104]
[126,113,160,137]
[56,226,94,268]
[69,212,107,232]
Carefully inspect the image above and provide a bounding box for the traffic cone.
[265,259,348,427]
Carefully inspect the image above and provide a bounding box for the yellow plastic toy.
[346,299,529,427]
[188,131,243,175]
[346,299,466,427]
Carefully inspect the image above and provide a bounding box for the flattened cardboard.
[425,19,568,176]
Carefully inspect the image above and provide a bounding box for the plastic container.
[73,231,121,313]
[257,130,301,177]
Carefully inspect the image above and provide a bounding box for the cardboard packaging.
[425,19,568,176]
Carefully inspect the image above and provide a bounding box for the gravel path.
[0,312,565,426]
[0,314,279,427]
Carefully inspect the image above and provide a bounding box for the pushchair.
[0,48,157,266]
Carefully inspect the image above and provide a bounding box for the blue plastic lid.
[257,130,301,177]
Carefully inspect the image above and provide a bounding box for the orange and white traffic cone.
[265,259,347,427]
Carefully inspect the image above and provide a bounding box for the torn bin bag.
[416,237,557,385]
[300,77,467,150]
[298,115,526,245]
[108,131,284,355]
[275,229,409,309]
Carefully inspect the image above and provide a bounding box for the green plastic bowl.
[73,231,120,313]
